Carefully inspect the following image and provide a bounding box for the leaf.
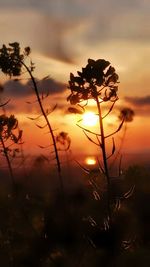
[74,160,89,174]
[88,216,97,227]
[93,190,100,201]
[27,114,42,120]
[41,154,49,162]
[68,107,83,114]
[83,130,99,146]
[77,71,83,77]
[35,123,47,129]
[105,66,115,77]
[88,58,95,66]
[123,185,135,199]
[24,46,31,56]
[38,145,50,149]
[70,73,74,80]
[50,104,57,114]
[112,137,115,154]
[0,99,10,107]
[102,100,116,119]
[38,145,45,149]
[42,75,49,80]
[105,119,124,138]
[115,198,121,211]
[27,116,36,121]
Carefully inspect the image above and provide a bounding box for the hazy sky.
[0,0,150,157]
[0,0,150,84]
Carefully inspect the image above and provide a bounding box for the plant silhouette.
[67,58,125,223]
[0,114,22,187]
[0,42,63,192]
[0,47,148,267]
[111,107,135,168]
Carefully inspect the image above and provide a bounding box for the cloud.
[0,0,150,65]
[123,95,150,117]
[125,96,150,106]
[0,0,150,101]
[0,77,66,114]
[2,78,66,98]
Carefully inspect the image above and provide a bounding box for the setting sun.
[82,112,98,127]
[85,157,96,165]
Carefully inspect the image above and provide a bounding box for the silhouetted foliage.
[0,47,148,267]
[0,114,22,186]
[0,42,63,192]
[119,107,135,122]
[0,42,33,77]
[67,58,124,224]
[67,58,119,105]
[56,131,71,151]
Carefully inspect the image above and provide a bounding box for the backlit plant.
[67,59,126,223]
[0,42,63,192]
[0,114,22,186]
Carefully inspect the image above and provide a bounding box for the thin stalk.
[95,96,111,221]
[0,136,15,188]
[110,123,127,170]
[21,61,63,192]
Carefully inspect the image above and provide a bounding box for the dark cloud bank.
[125,96,150,106]
[124,95,150,117]
[1,78,66,98]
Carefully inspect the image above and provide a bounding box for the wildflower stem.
[95,96,111,221]
[21,61,63,192]
[0,135,15,188]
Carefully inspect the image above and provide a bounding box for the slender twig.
[74,159,90,174]
[95,96,111,221]
[21,61,63,192]
[77,121,101,136]
[105,119,124,138]
[0,135,15,188]
[83,130,100,146]
[110,123,127,170]
[102,100,116,119]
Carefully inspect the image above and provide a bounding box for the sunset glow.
[85,157,96,165]
[82,112,98,127]
[0,0,149,165]
[0,1,150,265]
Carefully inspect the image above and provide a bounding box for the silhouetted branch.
[77,120,101,136]
[122,185,135,199]
[102,100,116,119]
[96,156,105,174]
[107,137,115,159]
[74,159,90,174]
[83,130,100,146]
[27,114,43,121]
[105,119,124,138]
[35,123,47,129]
[0,99,10,107]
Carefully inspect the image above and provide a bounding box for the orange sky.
[0,0,150,167]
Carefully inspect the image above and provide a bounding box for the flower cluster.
[67,59,119,105]
[0,42,31,77]
[119,108,134,122]
[0,114,22,142]
[56,131,71,151]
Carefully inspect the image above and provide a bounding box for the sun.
[85,157,96,165]
[82,112,98,127]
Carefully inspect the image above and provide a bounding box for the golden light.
[85,157,96,165]
[82,112,98,127]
